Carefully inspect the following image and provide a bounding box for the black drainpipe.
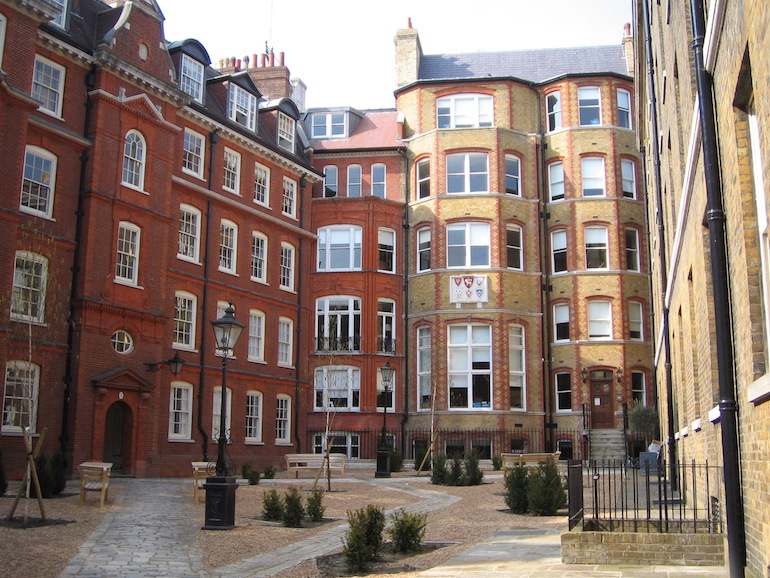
[399,148,410,456]
[642,0,677,489]
[689,0,746,574]
[61,66,97,463]
[536,91,555,453]
[196,130,219,461]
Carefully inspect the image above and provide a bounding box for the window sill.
[114,279,144,289]
[245,440,265,446]
[747,372,770,404]
[168,437,195,443]
[181,168,205,181]
[177,255,202,266]
[121,182,148,195]
[275,441,293,447]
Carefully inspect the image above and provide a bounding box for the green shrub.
[0,450,7,496]
[504,464,529,514]
[446,455,464,486]
[388,509,427,553]
[491,454,503,471]
[527,457,566,515]
[262,464,276,479]
[50,452,66,495]
[282,486,305,527]
[262,488,284,521]
[430,453,447,485]
[343,505,385,572]
[306,488,325,522]
[389,449,403,473]
[464,450,484,486]
[31,452,65,498]
[241,463,260,485]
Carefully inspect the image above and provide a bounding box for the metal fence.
[568,458,724,534]
[306,427,586,461]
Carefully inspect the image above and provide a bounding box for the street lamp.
[375,361,395,478]
[203,302,244,530]
[144,352,185,375]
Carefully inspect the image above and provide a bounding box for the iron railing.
[568,457,724,534]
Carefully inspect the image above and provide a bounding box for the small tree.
[388,509,427,553]
[262,488,284,521]
[430,453,448,485]
[464,450,484,486]
[504,464,529,514]
[527,458,566,515]
[343,505,385,572]
[629,401,659,446]
[282,486,305,527]
[306,488,325,522]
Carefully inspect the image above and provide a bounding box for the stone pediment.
[91,367,154,392]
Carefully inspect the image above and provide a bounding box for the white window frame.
[2,361,40,434]
[323,165,338,197]
[378,228,396,273]
[278,317,294,367]
[32,55,65,118]
[250,231,268,283]
[621,159,637,199]
[625,228,641,272]
[275,394,291,444]
[245,391,263,443]
[212,386,232,441]
[371,163,386,198]
[222,148,241,194]
[416,158,430,199]
[629,301,644,341]
[551,229,568,273]
[417,227,431,272]
[347,164,362,197]
[548,161,564,201]
[632,371,647,405]
[168,382,193,440]
[588,300,613,340]
[617,88,632,129]
[0,14,7,69]
[219,219,238,274]
[437,93,493,128]
[546,91,562,131]
[278,112,295,152]
[182,129,205,179]
[446,222,490,268]
[554,302,570,342]
[578,86,601,126]
[377,299,396,354]
[585,226,609,270]
[555,372,572,412]
[21,146,57,219]
[582,157,606,197]
[504,155,521,195]
[279,243,295,291]
[180,54,204,102]
[122,130,146,191]
[311,112,346,139]
[316,296,361,352]
[178,204,201,263]
[11,251,47,324]
[509,324,526,411]
[173,291,197,349]
[417,326,432,410]
[448,323,493,410]
[282,177,297,219]
[248,309,265,362]
[506,225,523,270]
[48,0,68,28]
[228,84,257,131]
[253,162,270,206]
[317,225,362,272]
[115,222,141,285]
[314,365,361,411]
[446,152,489,194]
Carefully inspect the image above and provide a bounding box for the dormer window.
[278,112,295,153]
[180,54,204,102]
[47,0,68,28]
[311,112,346,139]
[228,85,257,132]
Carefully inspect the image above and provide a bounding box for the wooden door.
[590,370,615,428]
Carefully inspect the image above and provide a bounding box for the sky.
[159,0,633,110]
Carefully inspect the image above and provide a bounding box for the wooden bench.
[191,461,212,502]
[285,453,347,478]
[78,462,112,507]
[501,452,561,474]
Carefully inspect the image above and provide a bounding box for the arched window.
[122,130,146,190]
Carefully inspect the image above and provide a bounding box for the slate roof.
[419,45,628,84]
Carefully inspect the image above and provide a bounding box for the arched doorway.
[103,401,131,472]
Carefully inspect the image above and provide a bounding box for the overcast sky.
[159,0,633,110]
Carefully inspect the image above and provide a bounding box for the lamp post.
[375,362,395,478]
[203,302,244,530]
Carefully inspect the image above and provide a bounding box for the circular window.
[111,330,134,354]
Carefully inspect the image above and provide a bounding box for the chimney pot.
[269,52,275,66]
[278,52,285,66]
[259,53,266,67]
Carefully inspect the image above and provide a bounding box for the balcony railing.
[316,336,361,352]
[377,338,396,354]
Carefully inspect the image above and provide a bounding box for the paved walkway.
[59,476,730,577]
